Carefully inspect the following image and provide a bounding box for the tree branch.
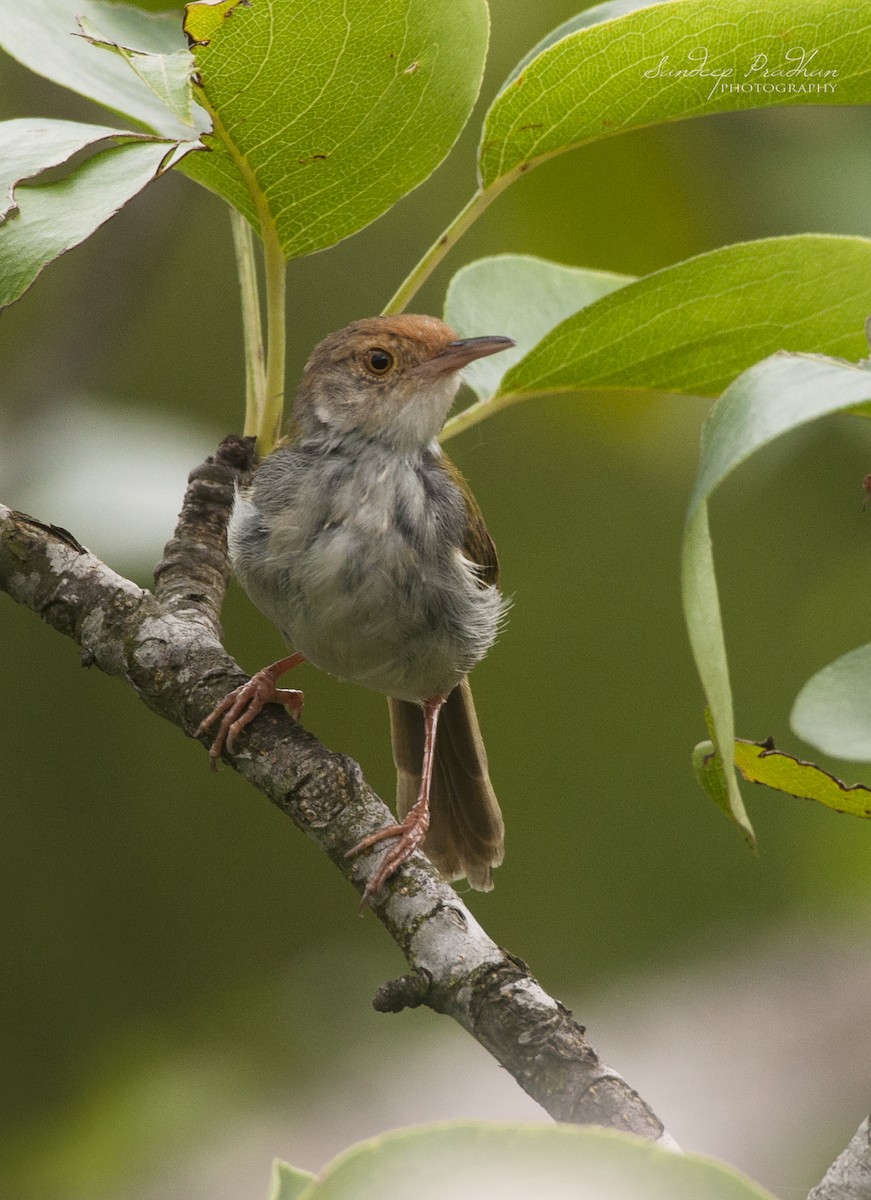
[809,1117,871,1200]
[0,438,674,1144]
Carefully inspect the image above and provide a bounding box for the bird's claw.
[196,671,304,769]
[347,805,430,911]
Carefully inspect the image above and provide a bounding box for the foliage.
[685,351,871,835]
[268,1123,778,1200]
[270,1158,316,1200]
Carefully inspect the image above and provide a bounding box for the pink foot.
[196,655,304,769]
[347,799,430,910]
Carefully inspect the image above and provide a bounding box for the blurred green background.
[3,3,871,1198]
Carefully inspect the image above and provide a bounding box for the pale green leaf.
[481,0,870,189]
[734,738,871,815]
[793,644,871,761]
[0,140,179,306]
[0,118,144,222]
[687,354,871,514]
[443,236,871,438]
[683,508,755,844]
[75,15,200,130]
[294,1122,777,1200]
[0,0,196,139]
[443,254,633,402]
[501,1,669,91]
[692,703,754,839]
[180,0,489,258]
[693,738,731,819]
[682,352,871,829]
[500,236,871,400]
[269,1159,316,1200]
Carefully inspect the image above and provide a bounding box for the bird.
[197,314,513,907]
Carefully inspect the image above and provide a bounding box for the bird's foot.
[196,664,304,770]
[348,800,430,911]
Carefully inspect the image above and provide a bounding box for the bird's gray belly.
[297,525,453,696]
[230,487,500,702]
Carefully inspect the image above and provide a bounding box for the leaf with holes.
[0,118,150,223]
[733,738,871,816]
[76,14,201,131]
[0,0,197,139]
[181,0,489,258]
[0,140,178,306]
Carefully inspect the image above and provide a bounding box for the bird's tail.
[388,678,504,890]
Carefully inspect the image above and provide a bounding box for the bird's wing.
[439,453,500,589]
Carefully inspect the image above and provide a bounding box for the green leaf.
[684,507,755,844]
[293,1122,777,1200]
[501,1,669,92]
[687,355,871,515]
[0,140,178,306]
[682,352,871,832]
[444,254,634,402]
[692,704,753,839]
[480,0,870,189]
[793,644,871,761]
[75,14,200,131]
[0,118,145,222]
[693,738,731,816]
[442,236,871,438]
[734,738,871,816]
[501,236,871,399]
[180,0,489,258]
[0,0,196,139]
[269,1159,316,1200]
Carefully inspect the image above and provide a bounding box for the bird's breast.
[230,445,503,701]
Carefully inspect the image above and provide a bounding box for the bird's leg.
[196,652,305,770]
[349,696,444,909]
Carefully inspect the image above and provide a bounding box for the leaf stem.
[229,209,266,438]
[195,88,287,456]
[258,217,287,457]
[441,390,522,442]
[382,183,506,315]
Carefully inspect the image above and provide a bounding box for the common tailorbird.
[197,315,514,906]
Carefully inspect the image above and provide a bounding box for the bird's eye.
[365,348,394,375]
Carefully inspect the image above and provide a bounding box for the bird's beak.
[420,335,515,376]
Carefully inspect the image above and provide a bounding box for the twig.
[0,438,674,1143]
[152,433,255,631]
[809,1117,871,1200]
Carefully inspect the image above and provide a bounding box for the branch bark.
[809,1118,871,1200]
[0,437,674,1144]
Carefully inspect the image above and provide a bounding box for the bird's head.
[294,314,513,452]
